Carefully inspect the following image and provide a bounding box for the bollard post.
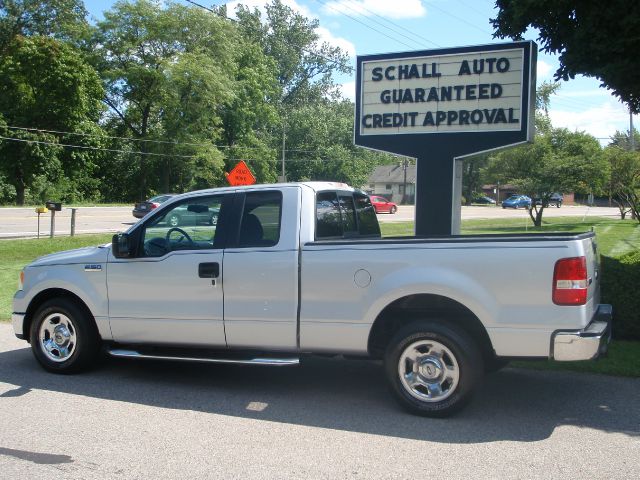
[70,208,77,236]
[35,207,47,239]
[45,201,62,238]
[50,210,55,238]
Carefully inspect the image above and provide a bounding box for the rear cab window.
[315,190,381,240]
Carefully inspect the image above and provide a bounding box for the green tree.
[492,0,640,113]
[93,0,243,198]
[233,0,351,108]
[0,0,89,50]
[605,146,640,221]
[462,154,489,205]
[283,100,393,186]
[488,129,606,226]
[610,128,640,152]
[0,35,104,204]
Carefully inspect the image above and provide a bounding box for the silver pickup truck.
[12,182,611,416]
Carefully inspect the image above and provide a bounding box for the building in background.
[367,164,416,204]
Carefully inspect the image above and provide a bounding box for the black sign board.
[355,41,536,235]
[46,201,62,211]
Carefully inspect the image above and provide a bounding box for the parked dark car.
[132,194,176,219]
[472,195,496,205]
[502,195,532,209]
[534,193,563,208]
[163,203,220,227]
[370,195,398,214]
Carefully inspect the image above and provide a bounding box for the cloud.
[536,60,553,80]
[321,0,427,20]
[316,26,356,57]
[224,1,355,56]
[549,101,632,144]
[337,80,356,101]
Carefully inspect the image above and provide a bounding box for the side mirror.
[112,233,133,258]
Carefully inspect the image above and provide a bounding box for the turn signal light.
[553,257,588,305]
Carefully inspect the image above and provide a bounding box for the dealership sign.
[355,41,535,154]
[354,42,536,235]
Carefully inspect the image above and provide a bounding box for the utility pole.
[631,109,636,151]
[402,158,408,204]
[280,123,286,182]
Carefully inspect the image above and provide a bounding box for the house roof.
[368,164,417,184]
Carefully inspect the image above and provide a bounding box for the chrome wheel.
[397,339,460,402]
[38,312,77,363]
[168,214,180,227]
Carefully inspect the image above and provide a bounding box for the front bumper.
[551,304,612,361]
[12,312,26,340]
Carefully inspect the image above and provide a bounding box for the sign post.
[355,41,536,235]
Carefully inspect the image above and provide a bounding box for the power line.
[1,125,329,153]
[0,135,198,159]
[313,0,417,50]
[316,0,436,50]
[341,0,440,48]
[425,0,493,36]
[0,133,366,161]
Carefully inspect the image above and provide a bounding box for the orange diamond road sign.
[225,160,256,186]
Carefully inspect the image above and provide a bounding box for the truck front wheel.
[29,298,101,374]
[384,321,483,417]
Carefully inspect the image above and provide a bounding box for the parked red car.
[370,195,398,214]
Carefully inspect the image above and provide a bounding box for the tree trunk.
[14,166,25,206]
[161,157,171,194]
[138,105,152,201]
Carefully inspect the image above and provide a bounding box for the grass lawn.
[381,216,640,257]
[0,234,112,321]
[510,341,640,377]
[1,217,638,377]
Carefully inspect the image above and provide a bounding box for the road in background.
[0,325,638,479]
[0,204,622,239]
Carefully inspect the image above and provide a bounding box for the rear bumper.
[551,304,612,361]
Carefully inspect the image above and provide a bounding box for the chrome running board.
[107,348,300,366]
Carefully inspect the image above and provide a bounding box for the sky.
[84,0,638,145]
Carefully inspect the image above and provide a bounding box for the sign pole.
[414,154,458,236]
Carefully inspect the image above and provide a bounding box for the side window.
[316,192,342,238]
[238,191,282,247]
[355,193,381,237]
[140,195,223,257]
[316,191,381,239]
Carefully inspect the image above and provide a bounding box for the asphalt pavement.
[0,325,638,479]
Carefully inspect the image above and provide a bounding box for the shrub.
[601,250,640,340]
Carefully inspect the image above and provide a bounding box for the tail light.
[150,202,160,209]
[553,257,588,305]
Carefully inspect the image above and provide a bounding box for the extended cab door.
[222,187,300,349]
[107,193,231,347]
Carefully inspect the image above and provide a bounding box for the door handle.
[198,262,220,278]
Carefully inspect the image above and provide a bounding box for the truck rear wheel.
[384,321,483,417]
[29,298,101,374]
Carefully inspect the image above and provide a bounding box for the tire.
[167,214,180,227]
[384,321,483,417]
[29,298,101,374]
[390,206,397,214]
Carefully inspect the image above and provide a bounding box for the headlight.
[18,269,24,290]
